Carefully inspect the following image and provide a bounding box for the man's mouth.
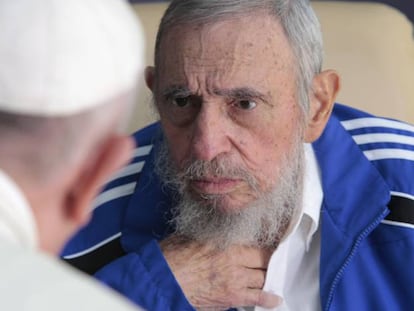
[190,177,242,195]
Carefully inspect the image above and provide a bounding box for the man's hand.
[159,236,281,310]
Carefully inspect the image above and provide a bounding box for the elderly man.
[63,0,414,310]
[0,0,145,310]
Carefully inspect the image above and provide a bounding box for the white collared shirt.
[0,169,38,248]
[240,144,323,311]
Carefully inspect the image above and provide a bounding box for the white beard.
[154,136,305,249]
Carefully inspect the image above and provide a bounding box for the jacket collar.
[313,111,390,237]
[313,110,390,309]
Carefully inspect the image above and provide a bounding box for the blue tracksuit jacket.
[62,104,414,311]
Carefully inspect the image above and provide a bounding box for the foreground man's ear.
[304,69,341,143]
[64,135,135,227]
[145,66,156,92]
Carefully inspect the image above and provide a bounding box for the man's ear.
[64,135,135,226]
[145,66,156,92]
[304,69,340,142]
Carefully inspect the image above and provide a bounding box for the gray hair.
[154,0,323,112]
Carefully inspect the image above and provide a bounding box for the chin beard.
[154,137,305,250]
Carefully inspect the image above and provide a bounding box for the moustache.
[176,158,259,190]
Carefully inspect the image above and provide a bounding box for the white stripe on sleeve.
[352,133,414,146]
[391,191,414,201]
[381,220,414,230]
[132,145,153,158]
[92,182,136,210]
[63,232,122,259]
[106,161,145,184]
[363,149,414,161]
[342,118,414,132]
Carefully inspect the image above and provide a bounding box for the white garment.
[241,144,323,311]
[0,169,142,310]
[0,170,37,249]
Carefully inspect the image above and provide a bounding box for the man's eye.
[172,97,190,107]
[236,100,257,110]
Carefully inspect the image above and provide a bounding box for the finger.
[243,268,266,289]
[233,246,273,268]
[240,288,282,309]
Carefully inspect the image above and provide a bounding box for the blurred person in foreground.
[0,0,145,310]
[63,0,414,310]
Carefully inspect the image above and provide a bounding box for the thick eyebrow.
[214,87,272,106]
[161,85,272,106]
[161,85,192,99]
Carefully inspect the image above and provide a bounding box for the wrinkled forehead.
[155,13,296,83]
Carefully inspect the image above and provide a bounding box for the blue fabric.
[63,103,414,310]
[96,240,192,311]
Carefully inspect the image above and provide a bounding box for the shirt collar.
[295,143,323,251]
[0,169,38,249]
[303,143,323,248]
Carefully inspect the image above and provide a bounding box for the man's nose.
[190,103,232,162]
